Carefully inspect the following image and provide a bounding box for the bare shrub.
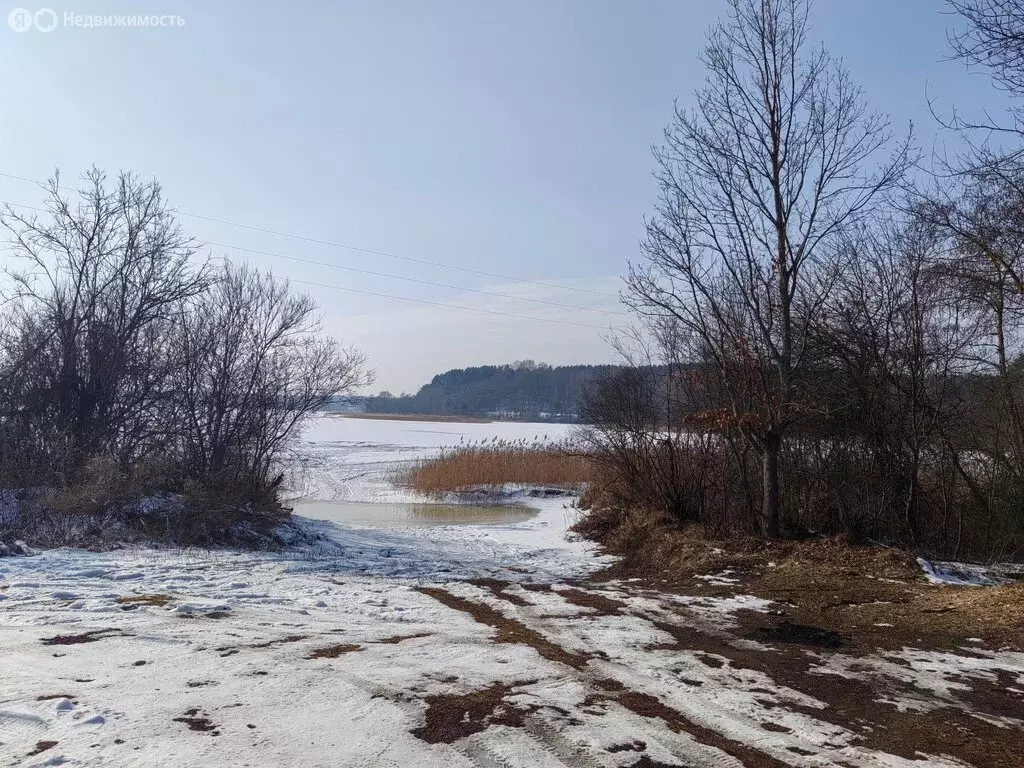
[0,171,370,547]
[171,263,371,507]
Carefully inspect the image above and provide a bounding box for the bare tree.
[0,169,213,476]
[626,0,910,536]
[948,1,1024,133]
[172,263,371,498]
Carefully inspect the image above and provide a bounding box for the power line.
[202,239,626,316]
[0,199,612,330]
[0,170,620,299]
[209,254,609,330]
[283,276,609,330]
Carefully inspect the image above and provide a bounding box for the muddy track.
[416,581,1024,767]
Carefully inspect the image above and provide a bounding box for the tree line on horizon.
[360,361,617,422]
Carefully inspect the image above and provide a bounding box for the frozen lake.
[292,499,538,527]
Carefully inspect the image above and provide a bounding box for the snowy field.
[2,416,1023,767]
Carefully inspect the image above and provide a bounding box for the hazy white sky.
[0,1,1007,392]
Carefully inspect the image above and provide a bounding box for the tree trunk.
[763,430,782,538]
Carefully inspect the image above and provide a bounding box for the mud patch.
[628,758,691,768]
[608,739,647,752]
[469,578,531,606]
[411,683,525,743]
[753,620,846,649]
[557,587,628,615]
[250,634,308,649]
[26,740,58,756]
[611,689,790,768]
[418,587,589,669]
[116,593,173,607]
[216,634,309,656]
[173,708,218,734]
[374,633,431,645]
[42,628,122,646]
[307,643,363,659]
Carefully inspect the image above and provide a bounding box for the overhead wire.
[0,199,614,330]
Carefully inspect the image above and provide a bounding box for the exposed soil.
[115,593,173,607]
[411,683,525,743]
[428,572,1024,767]
[556,586,629,615]
[26,740,58,756]
[609,689,790,768]
[172,708,218,734]
[417,587,590,669]
[215,634,309,656]
[418,586,794,767]
[469,578,531,606]
[584,525,1024,652]
[374,633,432,645]
[607,740,647,753]
[751,620,846,648]
[306,643,363,659]
[42,629,122,646]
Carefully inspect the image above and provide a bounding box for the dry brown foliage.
[575,493,1024,650]
[401,440,595,495]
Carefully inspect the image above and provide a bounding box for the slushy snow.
[1,416,1021,768]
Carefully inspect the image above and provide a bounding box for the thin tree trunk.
[763,429,782,538]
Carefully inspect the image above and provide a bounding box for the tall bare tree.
[0,169,213,474]
[626,0,910,536]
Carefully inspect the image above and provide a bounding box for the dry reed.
[402,438,594,495]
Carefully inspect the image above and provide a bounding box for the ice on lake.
[293,499,538,527]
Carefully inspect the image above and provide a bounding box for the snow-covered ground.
[284,415,603,581]
[2,416,1022,767]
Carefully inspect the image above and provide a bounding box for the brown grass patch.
[403,442,595,495]
[556,587,628,615]
[579,513,1024,650]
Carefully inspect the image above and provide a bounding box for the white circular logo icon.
[8,8,34,31]
[34,8,56,32]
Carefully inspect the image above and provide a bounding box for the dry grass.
[401,440,595,495]
[575,506,1024,650]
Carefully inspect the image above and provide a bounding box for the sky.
[0,0,1011,393]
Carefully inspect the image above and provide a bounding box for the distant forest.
[356,361,618,422]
